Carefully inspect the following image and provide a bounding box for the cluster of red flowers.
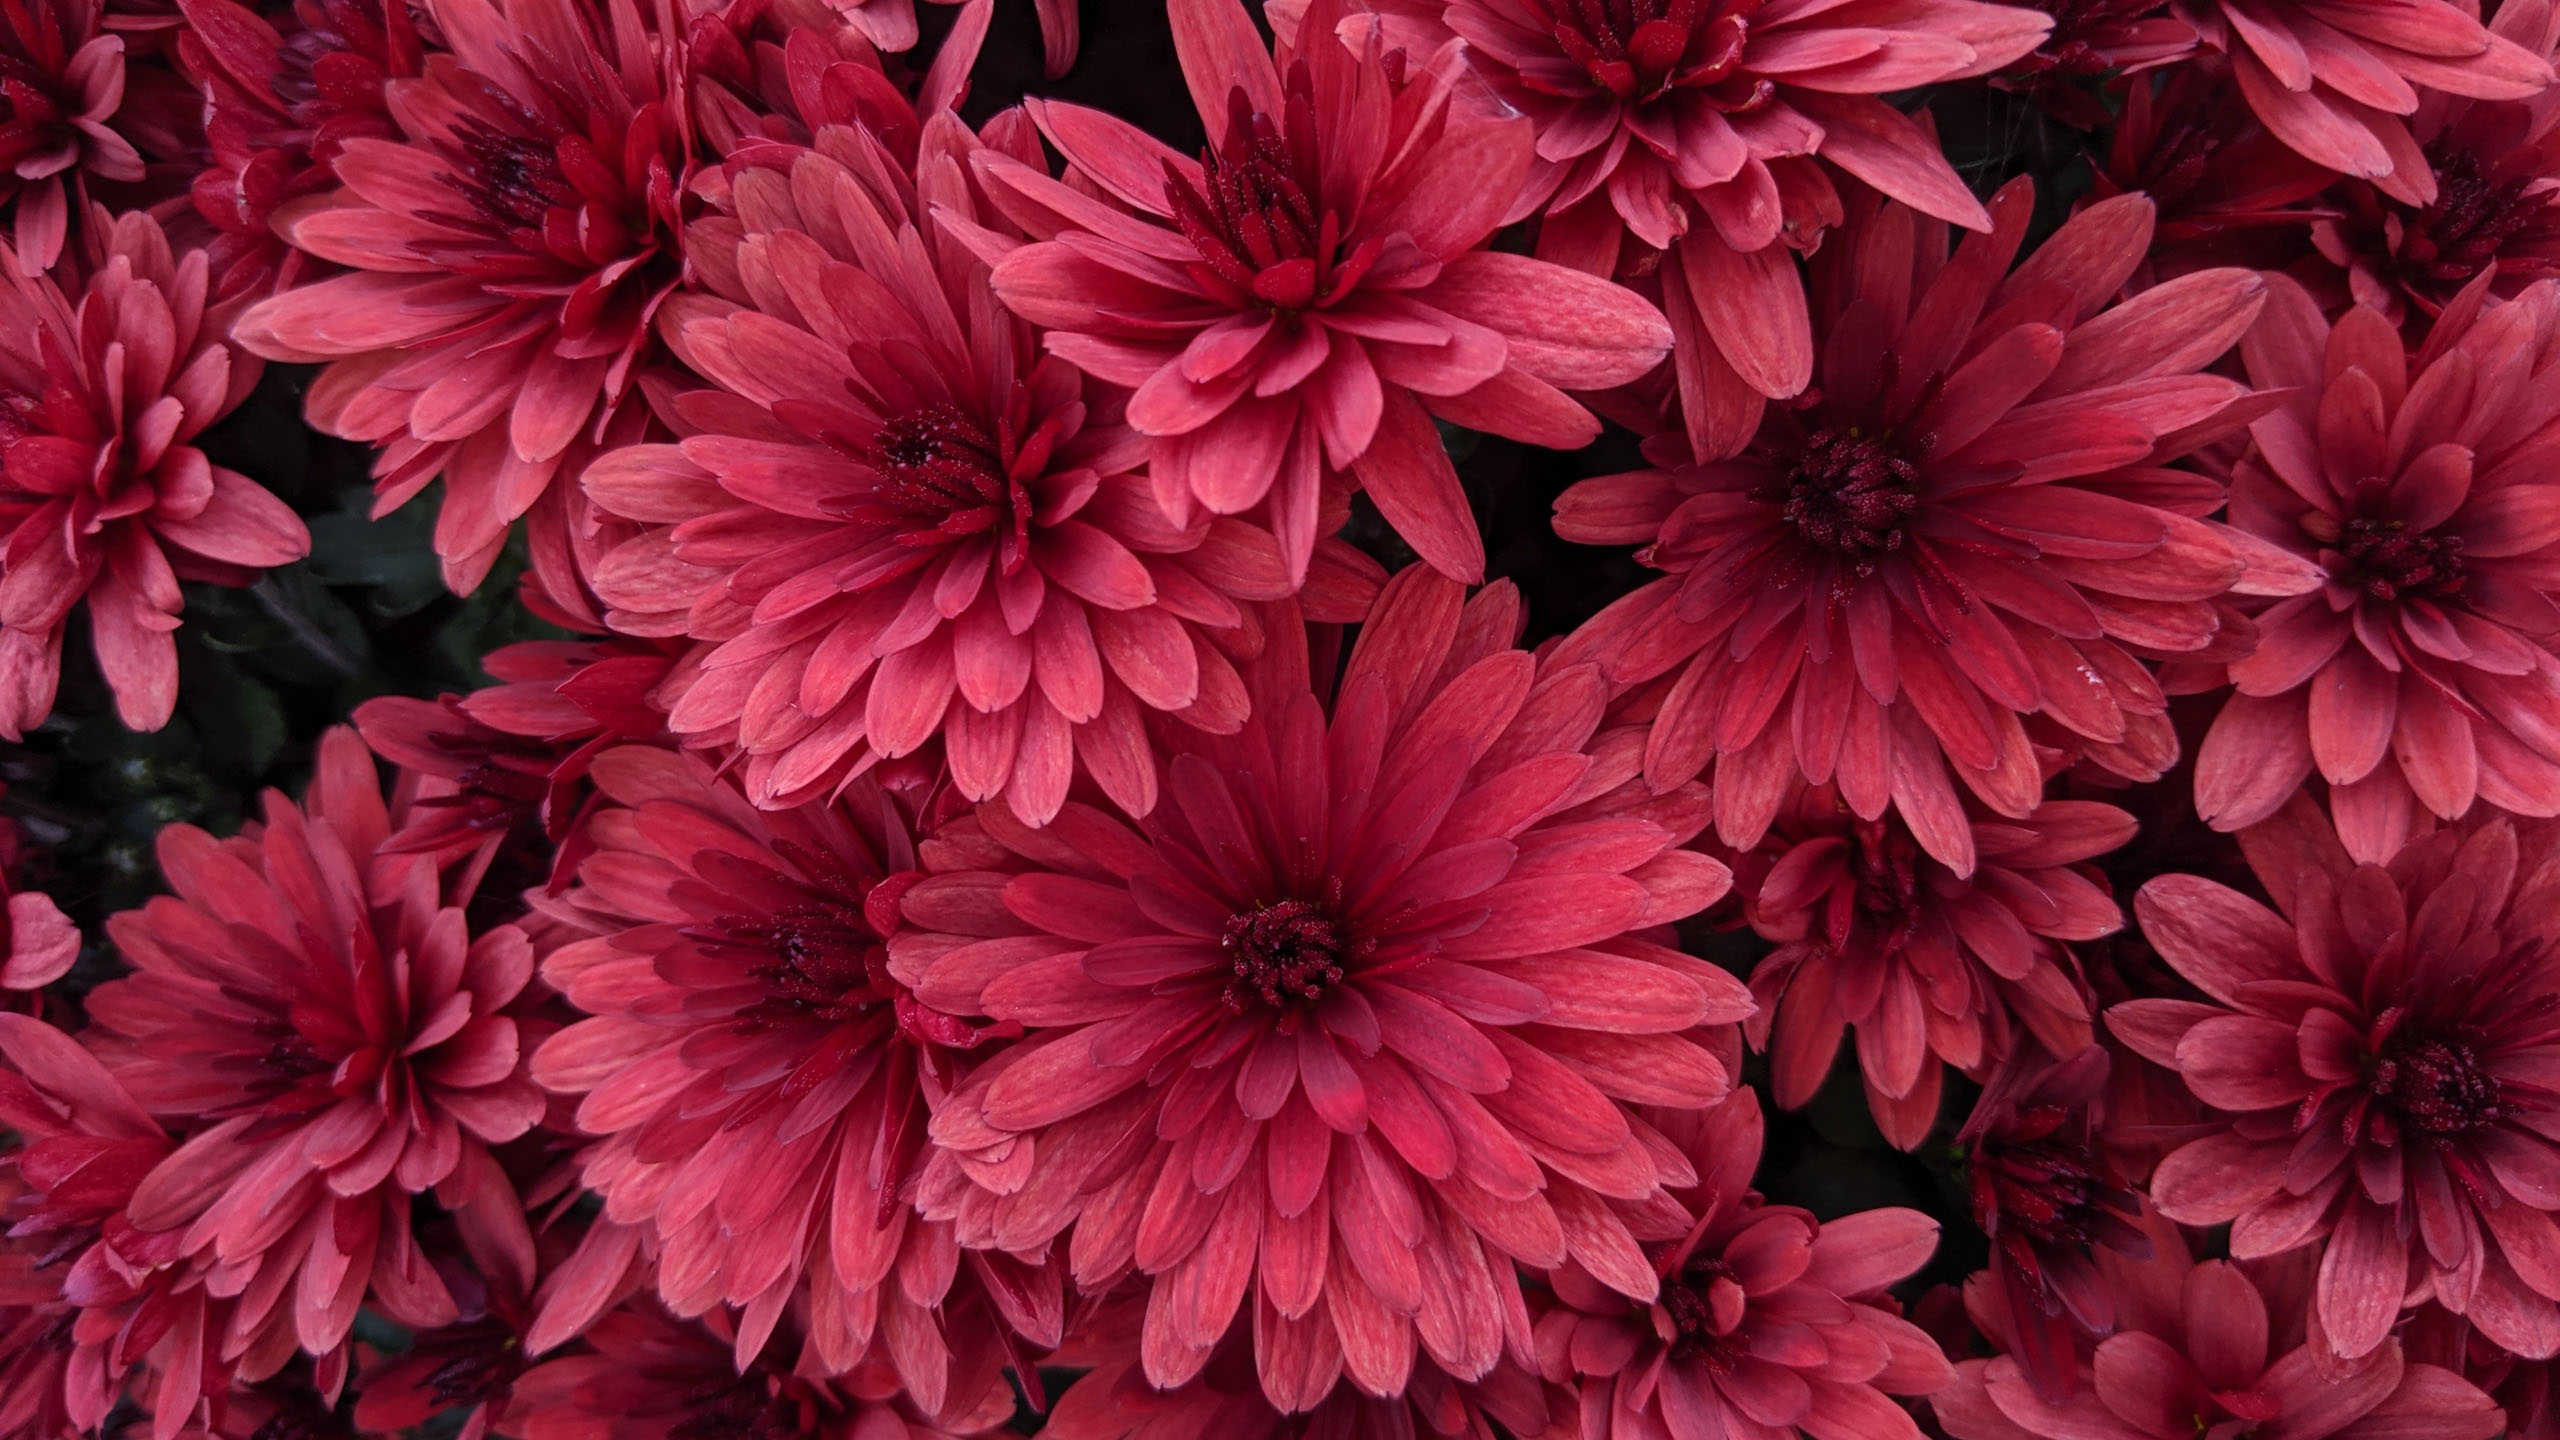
[5,0,2560,1435]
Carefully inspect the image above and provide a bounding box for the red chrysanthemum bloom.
[0,207,309,738]
[231,0,688,593]
[1956,1046,2152,1403]
[1041,1297,1581,1440]
[525,745,1059,1412]
[0,0,148,274]
[2169,0,2551,200]
[502,1297,1017,1440]
[80,728,546,1370]
[1993,0,2198,128]
[2111,794,2560,1360]
[1431,0,2049,462]
[2196,275,2560,859]
[173,0,423,300]
[905,569,1746,1407]
[353,637,671,896]
[1554,180,2311,876]
[2084,59,2336,280]
[590,112,1376,825]
[2297,0,2560,322]
[0,1011,258,1440]
[1934,1204,2505,1440]
[1736,786,2128,1147]
[973,0,1673,585]
[1532,1090,1953,1440]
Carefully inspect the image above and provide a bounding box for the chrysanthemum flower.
[80,728,544,1369]
[231,0,688,593]
[526,745,1058,1410]
[971,0,1673,584]
[1433,0,2049,461]
[0,0,148,274]
[2111,794,2560,1360]
[1041,1298,1580,1440]
[2170,0,2551,202]
[1532,1090,1952,1440]
[1934,1202,2506,1440]
[2288,0,2560,323]
[0,207,309,738]
[2086,58,2336,281]
[1555,180,2309,875]
[590,112,1368,824]
[1957,1047,2152,1403]
[0,1011,254,1440]
[173,0,423,299]
[354,637,670,896]
[503,1297,1018,1440]
[2197,274,2560,859]
[905,568,1745,1406]
[1737,785,2127,1147]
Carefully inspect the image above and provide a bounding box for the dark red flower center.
[2009,0,2172,78]
[1659,1255,1751,1366]
[1545,0,1755,103]
[1166,66,1380,315]
[666,1378,826,1440]
[456,121,575,232]
[1849,820,1924,929]
[869,403,1032,551]
[2338,515,2466,603]
[2369,1035,2502,1136]
[2397,145,2556,287]
[718,896,895,1030]
[1221,898,1350,1011]
[1770,428,1923,572]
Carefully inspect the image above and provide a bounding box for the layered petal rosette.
[2197,275,2560,857]
[1556,180,2309,875]
[902,569,1747,1407]
[1935,1203,2506,1439]
[973,0,1673,584]
[1531,1090,1953,1440]
[590,111,1356,824]
[1737,785,2129,1146]
[233,0,689,592]
[0,0,149,274]
[80,729,546,1371]
[1439,0,2052,460]
[2112,795,2560,1360]
[526,745,1061,1413]
[2170,0,2551,200]
[0,208,307,738]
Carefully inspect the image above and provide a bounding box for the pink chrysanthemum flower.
[0,1011,258,1440]
[1041,1297,1580,1440]
[1736,786,2128,1147]
[2170,0,2551,203]
[173,0,423,300]
[1935,1204,2506,1440]
[1555,180,2311,876]
[0,0,148,274]
[590,111,1374,824]
[1432,0,2050,462]
[0,208,309,739]
[503,1297,1018,1440]
[526,745,1059,1411]
[1532,1090,1953,1440]
[1956,1047,2152,1404]
[971,0,1673,584]
[2298,0,2560,323]
[231,0,688,593]
[2197,275,2560,859]
[80,728,545,1371]
[904,569,1745,1407]
[2111,794,2560,1361]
